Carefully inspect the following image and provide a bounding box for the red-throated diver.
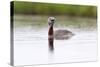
[48,17,74,40]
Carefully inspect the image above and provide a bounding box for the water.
[13,15,97,66]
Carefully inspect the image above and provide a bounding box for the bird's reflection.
[48,36,54,52]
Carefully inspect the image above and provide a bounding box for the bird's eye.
[51,19,54,21]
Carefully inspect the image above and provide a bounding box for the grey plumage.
[48,17,74,40]
[54,30,74,40]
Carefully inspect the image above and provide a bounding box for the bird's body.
[48,17,74,40]
[54,29,74,40]
[48,17,74,51]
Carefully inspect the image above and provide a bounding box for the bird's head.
[48,17,56,26]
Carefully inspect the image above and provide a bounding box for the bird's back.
[54,30,74,40]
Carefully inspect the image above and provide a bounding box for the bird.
[48,17,74,40]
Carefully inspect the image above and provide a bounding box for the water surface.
[13,15,97,66]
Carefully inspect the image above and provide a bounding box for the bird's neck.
[48,25,53,36]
